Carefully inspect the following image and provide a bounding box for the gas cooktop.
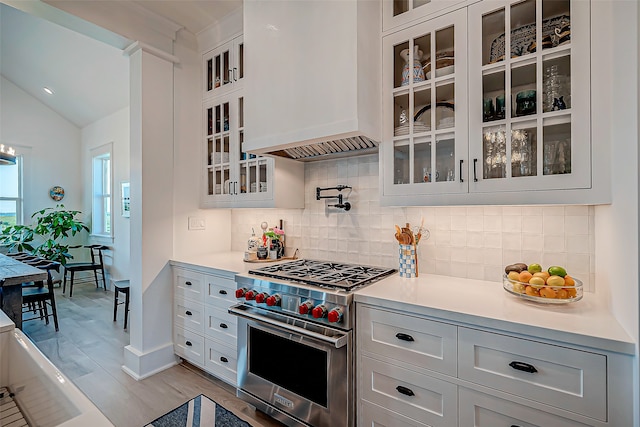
[248,259,396,291]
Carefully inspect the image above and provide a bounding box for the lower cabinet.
[172,266,238,386]
[356,303,632,427]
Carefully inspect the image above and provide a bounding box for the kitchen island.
[0,254,48,329]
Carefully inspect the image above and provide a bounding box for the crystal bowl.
[502,274,583,304]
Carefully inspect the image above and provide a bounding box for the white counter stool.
[112,279,130,329]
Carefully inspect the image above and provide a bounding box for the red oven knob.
[299,300,314,315]
[312,304,327,319]
[255,292,269,304]
[266,294,281,307]
[235,287,247,298]
[327,307,343,323]
[245,290,257,301]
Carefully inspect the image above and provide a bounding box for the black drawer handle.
[185,281,192,286]
[459,159,464,183]
[220,356,229,363]
[219,289,227,295]
[185,310,193,316]
[509,361,538,373]
[185,341,193,347]
[396,385,415,397]
[219,323,228,329]
[473,158,478,182]
[395,333,415,342]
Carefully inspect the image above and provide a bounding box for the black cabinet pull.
[219,323,228,329]
[459,159,464,182]
[185,341,193,347]
[473,158,478,182]
[185,281,192,286]
[185,311,192,316]
[509,361,538,373]
[220,356,229,363]
[395,333,414,342]
[511,425,522,427]
[219,289,227,295]
[396,385,415,397]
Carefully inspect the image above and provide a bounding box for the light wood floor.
[21,282,284,427]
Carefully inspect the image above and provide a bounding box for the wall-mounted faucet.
[316,185,352,211]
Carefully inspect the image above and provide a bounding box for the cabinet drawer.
[174,268,204,301]
[204,305,237,343]
[204,338,237,386]
[459,388,595,427]
[174,326,204,367]
[359,400,432,427]
[203,274,237,308]
[458,328,606,422]
[174,297,205,333]
[358,305,457,376]
[360,355,457,427]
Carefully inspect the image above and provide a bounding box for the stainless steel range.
[230,259,396,427]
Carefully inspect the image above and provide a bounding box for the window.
[91,144,112,237]
[0,155,23,229]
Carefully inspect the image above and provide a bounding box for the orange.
[518,271,533,283]
[556,289,569,299]
[525,285,540,297]
[540,287,557,298]
[564,275,576,286]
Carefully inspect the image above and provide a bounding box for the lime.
[528,263,542,273]
[548,266,567,277]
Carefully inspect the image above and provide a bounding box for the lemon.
[548,266,567,277]
[528,263,542,273]
[546,275,565,287]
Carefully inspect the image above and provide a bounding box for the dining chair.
[21,259,61,331]
[62,245,109,297]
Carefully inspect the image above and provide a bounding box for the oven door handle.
[229,305,348,349]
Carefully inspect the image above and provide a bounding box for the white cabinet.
[467,0,591,194]
[243,0,381,156]
[172,266,239,386]
[201,87,304,209]
[203,35,243,98]
[382,0,468,33]
[381,0,606,206]
[356,303,632,426]
[380,8,468,201]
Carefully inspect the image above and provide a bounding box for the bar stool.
[112,279,130,329]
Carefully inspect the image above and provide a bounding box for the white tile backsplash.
[230,154,595,291]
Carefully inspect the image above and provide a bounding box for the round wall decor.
[49,186,65,201]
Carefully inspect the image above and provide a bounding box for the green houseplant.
[0,204,89,266]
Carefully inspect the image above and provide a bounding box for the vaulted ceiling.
[0,1,241,128]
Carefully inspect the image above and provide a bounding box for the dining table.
[0,253,48,329]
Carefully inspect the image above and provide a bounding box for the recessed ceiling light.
[43,87,54,95]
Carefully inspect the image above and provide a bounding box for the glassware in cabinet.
[203,35,244,98]
[468,0,589,194]
[382,8,468,202]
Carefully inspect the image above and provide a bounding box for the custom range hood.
[243,0,381,162]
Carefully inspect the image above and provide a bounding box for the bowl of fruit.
[503,263,583,304]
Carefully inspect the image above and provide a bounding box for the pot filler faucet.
[316,185,352,211]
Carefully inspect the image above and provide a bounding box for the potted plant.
[0,204,89,266]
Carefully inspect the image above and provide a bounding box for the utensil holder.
[398,244,418,278]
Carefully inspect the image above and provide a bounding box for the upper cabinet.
[242,0,381,158]
[468,0,590,195]
[203,35,244,99]
[383,0,467,32]
[381,0,606,206]
[380,9,468,199]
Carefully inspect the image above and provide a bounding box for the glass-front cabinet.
[468,0,590,193]
[381,9,468,198]
[203,92,274,208]
[203,35,244,99]
[383,0,467,32]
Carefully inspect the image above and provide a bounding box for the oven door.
[230,304,352,427]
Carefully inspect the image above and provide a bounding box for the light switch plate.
[188,217,206,230]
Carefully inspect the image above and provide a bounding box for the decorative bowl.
[515,90,537,116]
[502,274,583,304]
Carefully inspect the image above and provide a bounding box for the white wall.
[0,76,83,221]
[81,107,130,283]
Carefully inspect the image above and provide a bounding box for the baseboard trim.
[122,342,178,380]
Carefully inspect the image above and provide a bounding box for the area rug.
[144,394,254,427]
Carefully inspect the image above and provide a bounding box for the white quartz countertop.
[355,274,635,354]
[169,252,635,354]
